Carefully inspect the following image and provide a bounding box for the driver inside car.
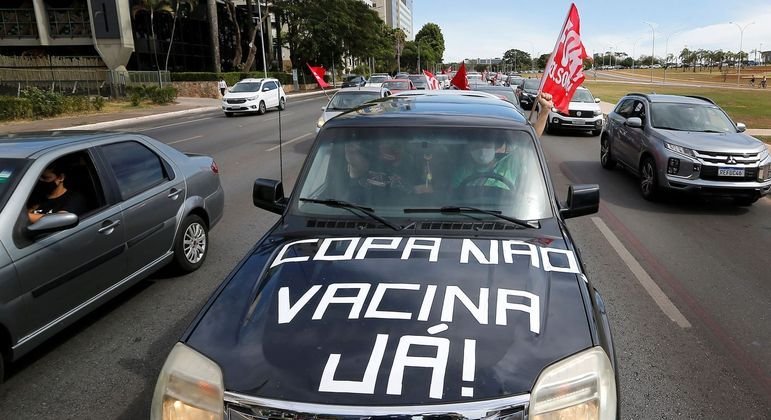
[451,133,518,190]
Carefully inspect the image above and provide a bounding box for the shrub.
[92,95,105,111]
[0,97,33,120]
[149,86,178,104]
[20,87,64,118]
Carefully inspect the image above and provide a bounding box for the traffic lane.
[541,131,770,416]
[0,99,322,418]
[542,130,771,382]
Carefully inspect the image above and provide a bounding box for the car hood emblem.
[726,156,737,164]
[576,111,582,116]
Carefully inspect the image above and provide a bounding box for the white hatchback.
[222,78,287,117]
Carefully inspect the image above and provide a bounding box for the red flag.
[423,69,439,90]
[450,63,469,90]
[306,63,330,88]
[540,3,588,113]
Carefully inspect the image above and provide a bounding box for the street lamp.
[664,28,685,85]
[729,21,755,86]
[643,21,655,82]
[632,38,644,70]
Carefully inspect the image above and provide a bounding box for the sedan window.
[650,103,737,133]
[296,126,552,222]
[0,158,29,212]
[101,142,170,199]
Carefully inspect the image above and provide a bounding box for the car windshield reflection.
[295,126,552,222]
[651,103,736,133]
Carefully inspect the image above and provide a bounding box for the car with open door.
[152,93,618,420]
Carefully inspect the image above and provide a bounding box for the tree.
[503,49,531,72]
[536,54,549,70]
[414,23,445,63]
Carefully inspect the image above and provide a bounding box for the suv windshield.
[327,92,381,111]
[651,103,737,132]
[571,89,595,103]
[230,82,261,93]
[523,79,540,90]
[0,158,28,212]
[295,126,552,221]
[368,76,388,84]
[383,81,410,90]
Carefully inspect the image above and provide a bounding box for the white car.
[364,74,391,87]
[222,78,286,117]
[436,74,450,89]
[546,86,604,136]
[316,87,390,132]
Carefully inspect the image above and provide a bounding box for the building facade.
[373,0,413,40]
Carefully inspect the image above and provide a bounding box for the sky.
[412,0,771,63]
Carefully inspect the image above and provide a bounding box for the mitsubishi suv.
[601,93,771,205]
[222,78,287,117]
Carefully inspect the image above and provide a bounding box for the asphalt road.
[0,96,769,419]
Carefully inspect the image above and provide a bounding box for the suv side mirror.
[263,87,270,92]
[736,122,746,133]
[594,97,601,103]
[625,117,643,128]
[26,212,79,236]
[560,184,599,219]
[253,178,286,214]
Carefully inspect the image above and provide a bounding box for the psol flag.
[541,3,588,113]
[423,70,439,90]
[306,63,330,88]
[451,63,470,90]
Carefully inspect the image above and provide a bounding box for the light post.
[632,38,643,70]
[729,21,755,86]
[664,29,685,85]
[256,0,267,78]
[643,21,655,82]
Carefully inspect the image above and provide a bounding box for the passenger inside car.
[452,130,519,190]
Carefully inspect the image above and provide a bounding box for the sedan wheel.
[279,97,286,110]
[600,135,616,169]
[258,101,266,115]
[172,214,208,273]
[640,157,659,200]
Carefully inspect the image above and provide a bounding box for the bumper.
[659,151,771,198]
[205,183,225,228]
[549,112,603,131]
[222,100,260,113]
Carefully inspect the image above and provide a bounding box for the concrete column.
[31,0,50,45]
[207,0,220,72]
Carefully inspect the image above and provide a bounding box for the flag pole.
[528,3,574,123]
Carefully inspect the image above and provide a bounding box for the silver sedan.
[0,131,224,381]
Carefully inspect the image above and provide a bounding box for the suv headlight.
[151,343,224,420]
[664,142,695,156]
[758,163,771,181]
[317,116,326,128]
[593,110,602,116]
[246,96,258,101]
[530,347,617,420]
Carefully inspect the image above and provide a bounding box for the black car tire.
[0,350,4,384]
[639,157,659,200]
[545,122,554,134]
[279,98,286,110]
[172,214,209,273]
[600,135,617,169]
[733,196,758,206]
[224,112,233,118]
[258,101,267,115]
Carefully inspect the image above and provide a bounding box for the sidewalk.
[0,89,334,135]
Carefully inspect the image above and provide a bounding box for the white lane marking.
[139,116,216,132]
[591,217,691,328]
[265,132,313,152]
[167,135,203,145]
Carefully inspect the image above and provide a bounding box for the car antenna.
[277,84,284,189]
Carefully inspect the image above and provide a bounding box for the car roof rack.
[684,95,716,104]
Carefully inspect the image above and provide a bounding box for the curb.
[55,90,334,131]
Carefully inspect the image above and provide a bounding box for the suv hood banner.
[187,236,593,405]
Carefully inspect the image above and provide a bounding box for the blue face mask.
[471,147,496,165]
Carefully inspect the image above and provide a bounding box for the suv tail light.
[211,161,219,174]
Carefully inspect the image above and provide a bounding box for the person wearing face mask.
[27,161,87,224]
[452,136,516,190]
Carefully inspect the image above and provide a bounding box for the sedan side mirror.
[736,122,746,133]
[26,212,79,236]
[560,184,599,219]
[594,97,601,103]
[263,87,270,92]
[253,178,286,214]
[625,117,643,128]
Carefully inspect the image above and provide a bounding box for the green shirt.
[452,154,518,189]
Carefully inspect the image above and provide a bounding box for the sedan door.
[7,149,127,343]
[97,139,185,276]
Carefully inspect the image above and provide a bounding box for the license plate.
[718,167,745,177]
[571,119,584,125]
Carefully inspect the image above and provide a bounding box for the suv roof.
[623,93,716,105]
[237,78,277,84]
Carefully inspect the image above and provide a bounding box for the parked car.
[471,85,521,107]
[408,74,434,90]
[316,87,391,132]
[222,78,286,116]
[602,93,771,204]
[381,79,416,94]
[519,78,541,110]
[0,131,224,381]
[546,86,604,136]
[341,75,367,88]
[152,92,618,420]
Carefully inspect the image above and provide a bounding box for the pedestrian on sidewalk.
[762,75,767,89]
[218,78,227,96]
[750,75,755,87]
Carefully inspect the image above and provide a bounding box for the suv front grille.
[227,98,247,104]
[700,166,758,182]
[694,150,761,165]
[567,110,593,117]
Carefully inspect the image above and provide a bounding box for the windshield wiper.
[299,198,402,231]
[655,126,686,131]
[403,206,540,229]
